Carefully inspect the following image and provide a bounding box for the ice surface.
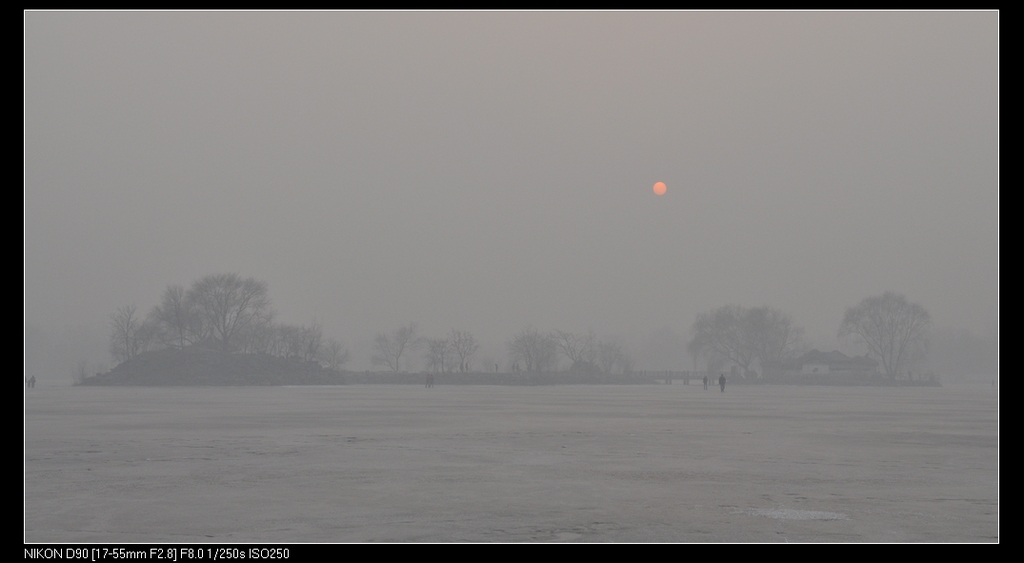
[24,383,997,542]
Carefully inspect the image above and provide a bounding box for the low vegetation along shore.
[90,273,944,387]
[80,347,938,387]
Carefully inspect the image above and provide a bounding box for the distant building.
[763,350,878,379]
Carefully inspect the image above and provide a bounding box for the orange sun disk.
[653,182,667,195]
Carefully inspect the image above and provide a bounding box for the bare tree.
[187,274,272,351]
[449,329,479,372]
[747,306,803,366]
[596,339,632,374]
[688,305,802,377]
[372,323,419,372]
[261,323,289,357]
[283,324,306,359]
[319,338,350,371]
[148,284,202,349]
[423,337,454,372]
[238,315,276,355]
[109,304,144,364]
[507,327,558,373]
[300,320,323,362]
[687,305,754,374]
[254,321,321,361]
[553,330,596,372]
[839,292,931,379]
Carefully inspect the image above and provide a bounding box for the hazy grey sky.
[25,11,998,370]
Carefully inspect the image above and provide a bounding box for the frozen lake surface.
[24,383,997,542]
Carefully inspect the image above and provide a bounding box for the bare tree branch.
[839,292,930,378]
[449,329,479,372]
[372,323,419,372]
[186,274,272,351]
[507,327,558,373]
[688,305,802,377]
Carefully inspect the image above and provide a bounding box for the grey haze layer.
[24,11,998,376]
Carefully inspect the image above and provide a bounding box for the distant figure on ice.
[719,373,726,392]
[426,373,434,388]
[703,375,708,390]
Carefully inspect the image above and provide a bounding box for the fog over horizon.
[25,11,998,377]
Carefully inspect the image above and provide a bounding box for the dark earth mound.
[82,347,346,386]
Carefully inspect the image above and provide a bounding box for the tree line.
[369,324,632,374]
[110,275,931,380]
[505,327,632,374]
[371,324,481,373]
[687,292,931,380]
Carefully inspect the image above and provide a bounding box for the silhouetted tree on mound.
[187,273,272,351]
